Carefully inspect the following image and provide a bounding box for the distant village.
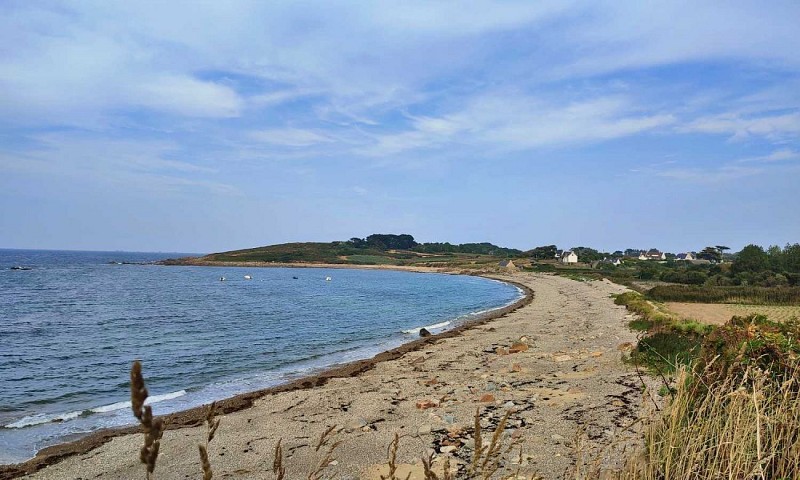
[496,245,729,272]
[555,248,717,266]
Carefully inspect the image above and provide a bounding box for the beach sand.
[10,273,645,479]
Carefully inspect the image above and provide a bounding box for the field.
[647,284,800,305]
[667,302,800,325]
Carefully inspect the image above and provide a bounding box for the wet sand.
[5,273,644,479]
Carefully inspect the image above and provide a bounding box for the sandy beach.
[6,273,644,479]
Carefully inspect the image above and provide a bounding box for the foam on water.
[3,390,188,429]
[401,320,451,334]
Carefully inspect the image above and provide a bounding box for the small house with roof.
[639,249,665,261]
[676,252,696,261]
[560,251,578,264]
[498,260,517,270]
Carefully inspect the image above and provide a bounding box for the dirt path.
[22,274,642,479]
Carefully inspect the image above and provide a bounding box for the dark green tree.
[732,244,770,273]
[697,246,722,263]
[365,234,417,250]
[784,243,800,274]
[571,247,604,262]
[529,245,557,260]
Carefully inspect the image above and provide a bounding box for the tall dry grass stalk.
[380,433,409,480]
[272,439,285,480]
[130,361,165,480]
[198,401,221,480]
[307,427,342,480]
[270,425,340,479]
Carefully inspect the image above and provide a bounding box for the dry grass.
[130,361,165,480]
[198,402,220,480]
[607,363,800,479]
[667,302,800,325]
[729,304,800,322]
[268,424,341,480]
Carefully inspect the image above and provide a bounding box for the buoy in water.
[244,275,252,280]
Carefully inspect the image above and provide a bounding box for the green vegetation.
[526,244,557,259]
[610,285,800,478]
[647,285,800,305]
[192,233,524,268]
[630,332,703,373]
[613,291,709,372]
[204,242,366,264]
[412,241,521,257]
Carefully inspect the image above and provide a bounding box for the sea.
[0,249,523,464]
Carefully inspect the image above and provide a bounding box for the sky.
[1,1,799,254]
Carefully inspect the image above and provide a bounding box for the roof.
[498,260,516,267]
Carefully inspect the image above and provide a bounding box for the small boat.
[244,275,252,280]
[292,276,298,280]
[325,276,332,281]
[10,266,32,271]
[219,276,226,281]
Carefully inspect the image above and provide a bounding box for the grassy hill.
[173,240,521,269]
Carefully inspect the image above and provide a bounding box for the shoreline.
[157,257,474,274]
[0,271,533,479]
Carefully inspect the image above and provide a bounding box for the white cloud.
[358,93,674,156]
[681,112,800,141]
[134,76,242,118]
[737,148,800,163]
[554,2,800,78]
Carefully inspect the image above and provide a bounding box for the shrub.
[700,313,800,381]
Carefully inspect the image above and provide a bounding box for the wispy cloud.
[680,112,800,142]
[737,149,800,163]
[357,93,675,157]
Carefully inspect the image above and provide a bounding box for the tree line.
[344,234,521,257]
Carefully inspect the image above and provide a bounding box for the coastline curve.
[0,271,533,479]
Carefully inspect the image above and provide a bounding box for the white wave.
[3,390,187,429]
[402,320,451,334]
[3,411,82,429]
[91,389,188,414]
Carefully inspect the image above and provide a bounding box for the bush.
[700,313,800,381]
[629,332,703,373]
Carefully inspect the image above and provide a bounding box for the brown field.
[667,302,800,325]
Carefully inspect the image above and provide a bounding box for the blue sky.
[1,1,799,254]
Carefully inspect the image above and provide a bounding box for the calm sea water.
[0,249,522,463]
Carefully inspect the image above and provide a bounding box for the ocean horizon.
[0,249,522,464]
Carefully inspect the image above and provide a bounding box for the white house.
[560,251,578,264]
[676,252,696,261]
[612,258,622,266]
